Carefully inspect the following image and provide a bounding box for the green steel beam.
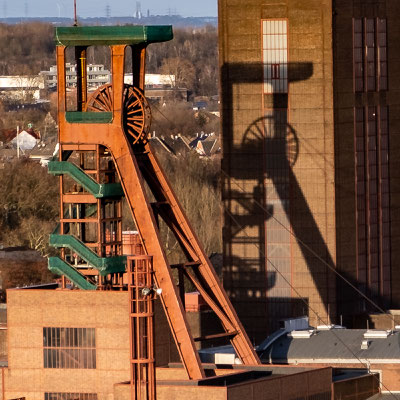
[48,161,124,198]
[65,111,113,124]
[48,257,97,290]
[55,25,173,47]
[49,233,126,275]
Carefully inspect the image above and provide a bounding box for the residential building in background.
[0,75,44,100]
[219,0,400,342]
[40,66,184,102]
[40,63,111,90]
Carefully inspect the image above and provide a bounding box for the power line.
[234,212,397,397]
[222,171,394,323]
[152,103,396,327]
[150,104,399,397]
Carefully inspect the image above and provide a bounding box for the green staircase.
[48,257,97,290]
[50,233,126,275]
[48,161,124,198]
[47,160,126,290]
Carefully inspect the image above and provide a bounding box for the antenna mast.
[73,0,77,26]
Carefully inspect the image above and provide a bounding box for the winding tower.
[47,25,260,383]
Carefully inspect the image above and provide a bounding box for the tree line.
[0,160,59,294]
[0,22,218,97]
[0,23,55,75]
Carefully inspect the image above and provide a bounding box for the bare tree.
[160,57,196,90]
[0,159,59,252]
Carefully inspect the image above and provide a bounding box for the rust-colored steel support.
[128,256,156,400]
[54,26,261,381]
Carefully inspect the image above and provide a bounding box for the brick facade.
[219,0,336,340]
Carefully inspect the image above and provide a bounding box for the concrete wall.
[219,0,336,340]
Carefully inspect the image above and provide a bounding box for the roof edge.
[55,25,173,47]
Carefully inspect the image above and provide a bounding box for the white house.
[10,130,39,151]
[124,73,176,87]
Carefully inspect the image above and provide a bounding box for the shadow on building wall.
[220,61,385,339]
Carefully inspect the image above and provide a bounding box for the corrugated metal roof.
[260,329,400,363]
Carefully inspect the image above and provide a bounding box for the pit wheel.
[86,84,151,145]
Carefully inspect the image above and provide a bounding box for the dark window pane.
[43,328,96,369]
[354,18,362,33]
[366,19,375,33]
[355,33,363,47]
[377,18,387,33]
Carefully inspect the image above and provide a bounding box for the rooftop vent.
[361,339,371,350]
[317,324,346,331]
[288,330,314,339]
[280,316,309,331]
[363,330,390,339]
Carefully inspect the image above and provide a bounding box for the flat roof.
[260,329,400,363]
[55,25,173,47]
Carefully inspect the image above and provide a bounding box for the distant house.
[40,67,184,102]
[0,75,44,101]
[149,132,191,157]
[171,134,191,156]
[10,128,40,151]
[149,131,220,158]
[149,134,176,156]
[125,73,175,87]
[29,141,58,167]
[189,133,220,157]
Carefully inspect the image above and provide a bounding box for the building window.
[353,18,387,92]
[43,327,96,369]
[263,20,288,93]
[355,106,391,302]
[45,393,97,400]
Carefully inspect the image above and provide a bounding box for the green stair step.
[49,233,126,275]
[48,257,97,291]
[48,161,123,198]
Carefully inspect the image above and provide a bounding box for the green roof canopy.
[55,25,173,46]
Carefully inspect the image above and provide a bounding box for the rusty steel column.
[128,255,156,400]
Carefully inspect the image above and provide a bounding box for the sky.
[1,0,218,18]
